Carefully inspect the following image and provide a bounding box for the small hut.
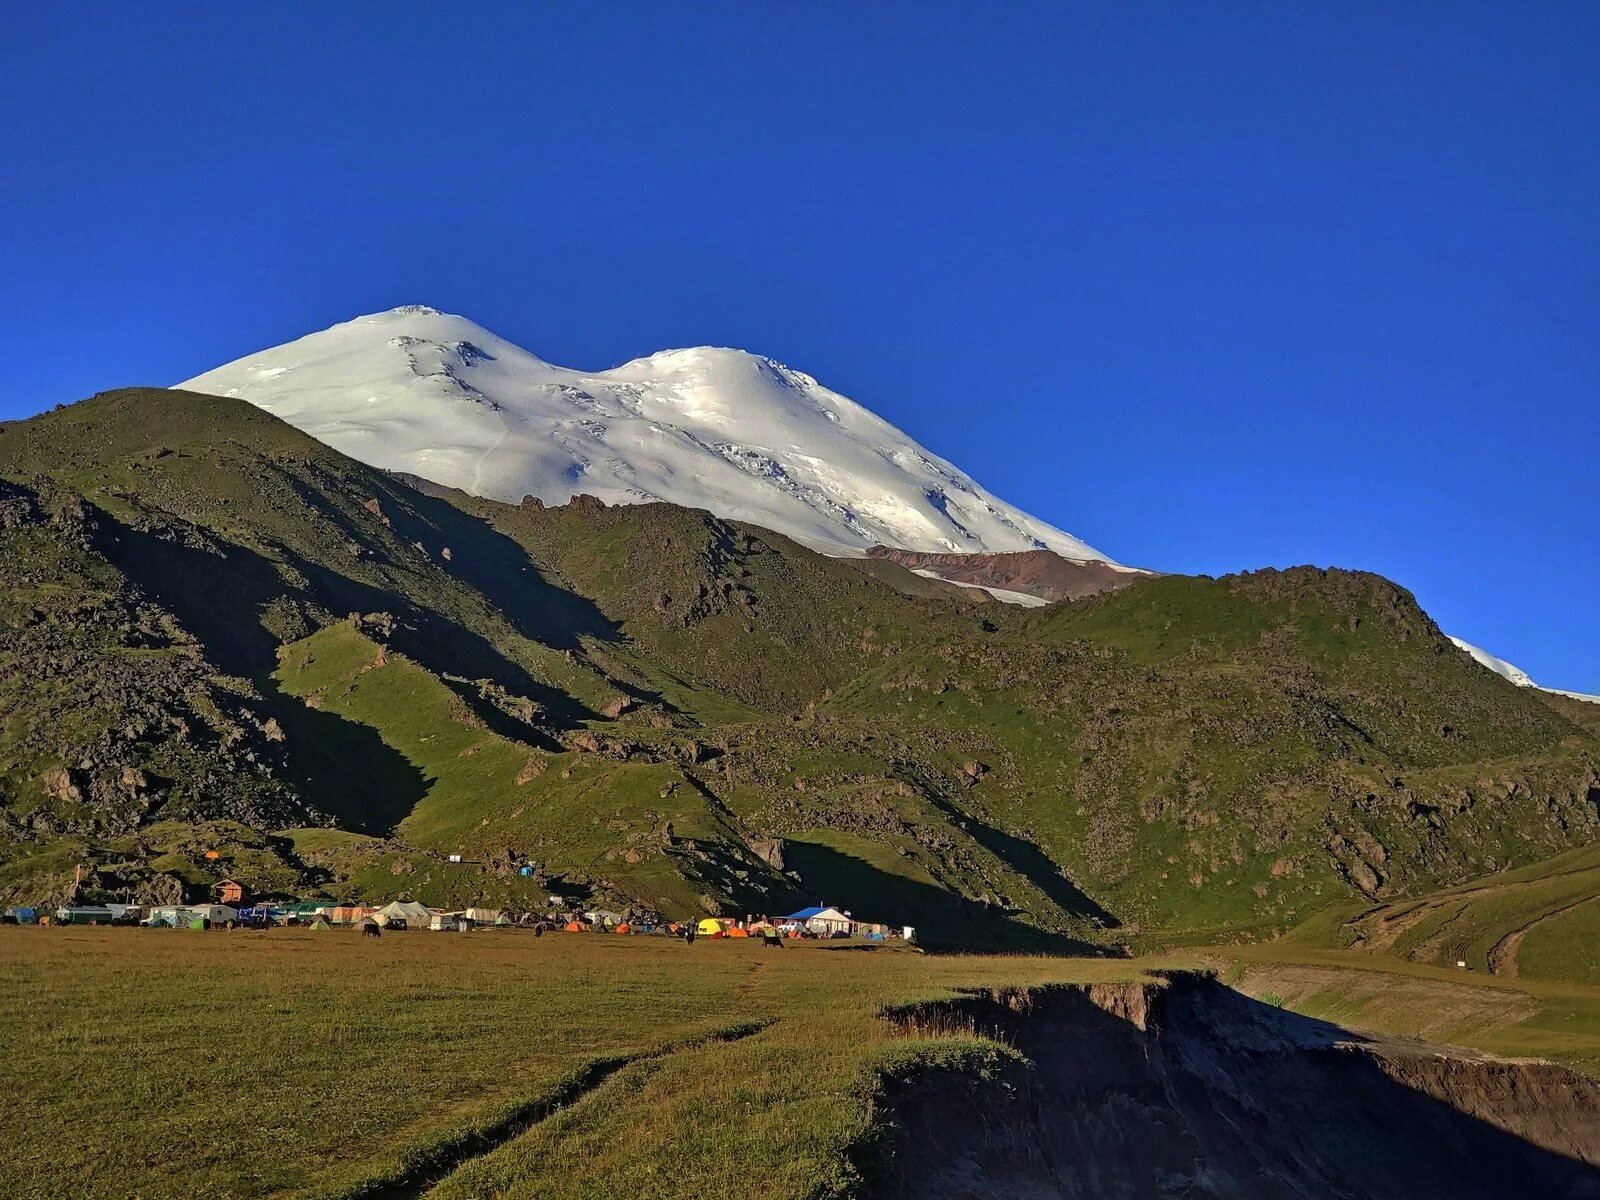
[214,880,247,905]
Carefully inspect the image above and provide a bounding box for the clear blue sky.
[2,4,1595,691]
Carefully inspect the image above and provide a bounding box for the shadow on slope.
[259,677,427,835]
[779,840,1100,954]
[927,796,1120,928]
[291,465,619,652]
[98,516,594,730]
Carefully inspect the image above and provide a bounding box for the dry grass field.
[4,927,1600,1200]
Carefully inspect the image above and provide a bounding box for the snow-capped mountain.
[1448,637,1538,689]
[179,306,1118,563]
[1450,636,1599,705]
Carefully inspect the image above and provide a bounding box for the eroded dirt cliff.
[867,972,1600,1199]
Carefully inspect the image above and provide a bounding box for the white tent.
[375,900,432,927]
[781,906,855,935]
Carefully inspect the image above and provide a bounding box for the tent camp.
[54,906,116,925]
[782,906,854,936]
[696,917,725,937]
[143,905,236,928]
[465,907,501,924]
[375,900,432,928]
[188,905,239,926]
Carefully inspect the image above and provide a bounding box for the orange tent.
[614,922,631,934]
[563,920,584,932]
[727,926,750,938]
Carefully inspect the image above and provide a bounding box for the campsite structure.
[214,880,247,905]
[375,900,431,929]
[781,906,855,936]
[18,893,905,944]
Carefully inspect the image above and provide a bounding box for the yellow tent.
[696,917,724,937]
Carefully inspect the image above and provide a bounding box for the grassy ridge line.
[304,1019,774,1200]
[272,621,784,914]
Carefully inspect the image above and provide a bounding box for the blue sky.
[2,4,1595,691]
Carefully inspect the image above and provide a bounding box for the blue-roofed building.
[780,905,854,936]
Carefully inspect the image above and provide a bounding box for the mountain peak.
[178,308,1115,562]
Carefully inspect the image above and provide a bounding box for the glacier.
[179,306,1119,563]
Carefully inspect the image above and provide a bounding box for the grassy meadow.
[6,927,1600,1200]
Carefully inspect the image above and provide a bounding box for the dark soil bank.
[869,972,1600,1199]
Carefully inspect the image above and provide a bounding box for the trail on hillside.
[1488,893,1600,978]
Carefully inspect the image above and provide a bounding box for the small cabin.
[215,880,246,905]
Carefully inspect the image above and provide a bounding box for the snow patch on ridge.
[1449,637,1539,689]
[1449,636,1597,706]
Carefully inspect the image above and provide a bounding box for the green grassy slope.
[1,388,1596,949]
[1286,841,1600,984]
[273,621,787,915]
[819,567,1597,939]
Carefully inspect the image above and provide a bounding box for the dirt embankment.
[866,972,1600,1199]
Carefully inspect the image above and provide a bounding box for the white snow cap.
[1448,637,1539,689]
[178,306,1119,562]
[1449,636,1598,706]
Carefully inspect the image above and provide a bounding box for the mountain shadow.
[95,512,598,730]
[367,471,618,652]
[259,676,427,835]
[778,839,1102,954]
[924,793,1121,928]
